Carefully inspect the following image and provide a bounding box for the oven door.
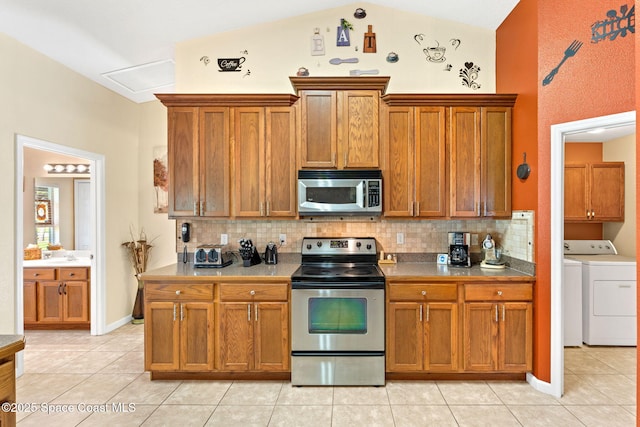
[291,287,384,351]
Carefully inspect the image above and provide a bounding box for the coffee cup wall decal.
[218,57,246,72]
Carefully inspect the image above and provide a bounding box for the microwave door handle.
[362,181,367,207]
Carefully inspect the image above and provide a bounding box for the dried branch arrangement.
[122,227,154,282]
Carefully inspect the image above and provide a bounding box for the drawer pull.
[421,290,426,296]
[250,290,256,296]
[176,290,181,296]
[69,273,75,277]
[497,290,503,296]
[34,273,39,277]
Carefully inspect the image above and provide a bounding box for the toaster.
[194,244,232,268]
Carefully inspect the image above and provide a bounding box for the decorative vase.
[131,278,144,324]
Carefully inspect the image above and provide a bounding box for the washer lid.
[563,240,617,255]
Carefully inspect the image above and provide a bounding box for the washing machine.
[564,240,637,346]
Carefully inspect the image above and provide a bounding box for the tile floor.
[14,324,637,426]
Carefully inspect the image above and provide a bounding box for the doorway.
[546,111,636,397]
[15,134,106,373]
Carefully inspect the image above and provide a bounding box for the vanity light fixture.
[43,163,91,174]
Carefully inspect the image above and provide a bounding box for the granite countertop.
[141,261,300,282]
[380,262,535,281]
[0,335,25,359]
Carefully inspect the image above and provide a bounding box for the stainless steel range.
[290,237,385,386]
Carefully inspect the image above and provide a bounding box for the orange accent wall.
[565,143,603,163]
[497,0,636,384]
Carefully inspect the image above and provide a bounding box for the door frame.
[15,134,106,372]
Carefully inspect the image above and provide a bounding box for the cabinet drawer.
[145,283,213,301]
[24,268,55,280]
[465,284,532,301]
[220,283,288,301]
[59,268,88,281]
[388,283,457,301]
[0,357,15,401]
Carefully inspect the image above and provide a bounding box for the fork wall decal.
[542,40,583,86]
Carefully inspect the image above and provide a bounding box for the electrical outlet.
[279,233,287,246]
[221,234,228,245]
[397,232,405,244]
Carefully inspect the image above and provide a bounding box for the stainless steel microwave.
[297,170,382,216]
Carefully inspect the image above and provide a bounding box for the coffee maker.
[448,232,471,267]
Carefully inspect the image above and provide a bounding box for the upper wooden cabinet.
[290,77,389,169]
[564,162,624,222]
[157,94,298,219]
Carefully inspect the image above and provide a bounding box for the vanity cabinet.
[144,283,215,372]
[232,107,297,217]
[0,337,25,427]
[564,162,624,222]
[386,282,458,372]
[290,77,389,169]
[218,283,289,372]
[462,283,532,372]
[24,267,90,329]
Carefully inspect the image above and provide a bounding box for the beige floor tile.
[559,374,619,405]
[269,405,332,426]
[581,374,636,405]
[332,404,394,427]
[276,384,333,405]
[48,351,127,374]
[508,405,583,426]
[622,405,636,415]
[16,373,91,403]
[51,373,139,404]
[564,351,619,374]
[205,405,273,426]
[332,386,389,405]
[385,381,446,405]
[565,405,636,426]
[437,381,502,405]
[15,406,91,427]
[391,405,458,426]
[142,404,215,426]
[164,380,232,405]
[107,373,181,405]
[219,381,283,406]
[77,403,157,426]
[488,381,561,405]
[99,351,145,374]
[449,404,520,426]
[24,350,89,373]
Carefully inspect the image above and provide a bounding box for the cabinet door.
[200,108,230,216]
[299,91,337,168]
[383,107,415,217]
[340,90,380,168]
[63,281,89,322]
[23,281,37,323]
[450,107,481,217]
[386,302,423,371]
[415,107,447,217]
[233,108,266,217]
[564,164,589,220]
[463,302,497,371]
[180,302,215,371]
[219,302,253,371]
[425,302,458,371]
[168,107,199,217]
[590,163,624,221]
[498,302,532,372]
[145,302,180,371]
[37,281,63,322]
[265,107,297,217]
[481,107,512,217]
[254,302,289,371]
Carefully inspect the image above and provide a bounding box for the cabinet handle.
[260,203,264,216]
[476,202,481,216]
[502,304,505,322]
[180,303,184,321]
[416,201,420,217]
[173,303,177,321]
[332,152,336,165]
[193,202,198,216]
[63,283,67,295]
[247,304,251,321]
[176,290,181,296]
[57,284,62,295]
[419,305,423,322]
[426,304,430,322]
[421,290,426,296]
[591,210,595,219]
[250,290,256,296]
[497,290,503,296]
[200,201,205,215]
[587,210,591,219]
[266,201,270,216]
[255,305,258,322]
[495,304,499,322]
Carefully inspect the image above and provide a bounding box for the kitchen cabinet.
[233,106,297,217]
[0,337,25,427]
[381,106,447,217]
[564,162,624,222]
[24,267,90,329]
[290,77,389,169]
[463,283,532,372]
[156,94,298,219]
[144,283,214,372]
[218,283,289,372]
[450,106,512,217]
[386,282,458,372]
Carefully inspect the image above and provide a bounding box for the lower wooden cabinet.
[144,284,215,372]
[218,283,289,372]
[463,284,533,372]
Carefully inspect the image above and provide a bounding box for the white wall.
[603,133,636,257]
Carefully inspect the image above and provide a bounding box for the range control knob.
[316,241,322,247]
[366,244,372,250]
[356,242,362,248]
[306,244,312,250]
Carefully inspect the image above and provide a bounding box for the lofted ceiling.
[0,0,520,103]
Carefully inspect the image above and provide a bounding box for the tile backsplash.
[176,210,535,263]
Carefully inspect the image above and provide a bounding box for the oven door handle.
[291,351,385,357]
[291,283,385,290]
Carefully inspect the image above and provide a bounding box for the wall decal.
[337,19,353,46]
[329,57,358,65]
[363,25,377,53]
[217,56,246,72]
[386,52,399,63]
[444,64,452,71]
[450,39,461,50]
[354,8,366,19]
[200,56,210,66]
[349,69,379,76]
[297,67,309,76]
[414,34,425,45]
[423,41,446,63]
[542,39,583,86]
[591,4,635,43]
[311,27,325,56]
[153,146,168,214]
[459,62,481,89]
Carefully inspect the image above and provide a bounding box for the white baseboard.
[527,372,561,398]
[104,315,134,334]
